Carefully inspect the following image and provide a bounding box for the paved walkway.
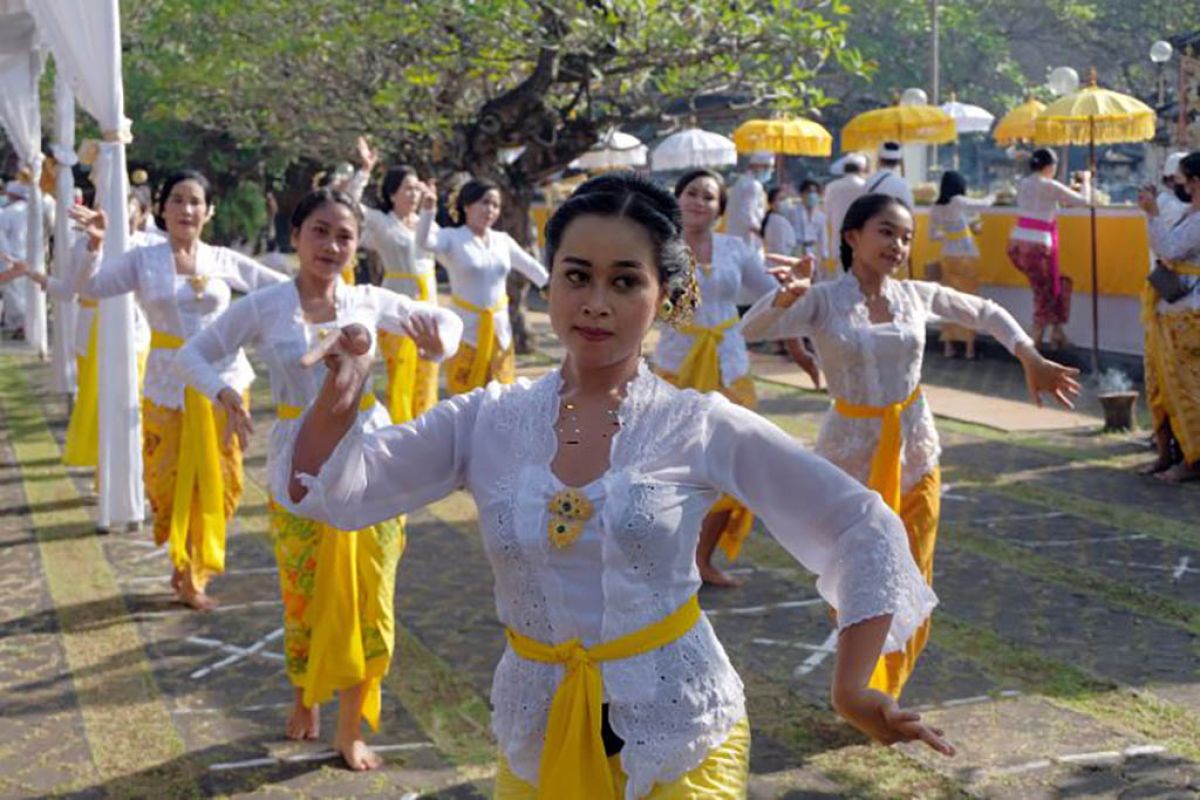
[0,320,1197,798]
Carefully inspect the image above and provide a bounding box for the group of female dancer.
[2,155,1083,793]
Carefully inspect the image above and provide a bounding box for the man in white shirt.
[1156,151,1189,228]
[863,141,915,210]
[0,182,31,336]
[726,151,773,243]
[822,153,868,275]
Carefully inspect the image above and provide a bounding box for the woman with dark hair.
[1137,150,1200,483]
[348,138,442,423]
[657,168,781,588]
[416,177,548,393]
[743,193,1079,699]
[1006,148,1091,349]
[176,188,461,769]
[275,172,953,798]
[760,185,797,257]
[929,170,995,358]
[70,169,289,610]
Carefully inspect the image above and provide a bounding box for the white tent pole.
[50,67,78,395]
[23,47,47,359]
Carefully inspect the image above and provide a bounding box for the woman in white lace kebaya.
[657,169,780,588]
[74,170,289,611]
[742,193,1080,699]
[276,174,955,799]
[175,189,462,770]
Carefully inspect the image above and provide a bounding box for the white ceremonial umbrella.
[650,128,737,172]
[570,130,648,171]
[940,99,996,134]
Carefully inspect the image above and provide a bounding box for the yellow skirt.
[657,368,758,561]
[268,501,405,731]
[377,328,440,424]
[868,467,940,699]
[939,256,980,345]
[495,718,750,799]
[1145,307,1200,464]
[142,394,245,591]
[63,315,100,468]
[446,336,516,395]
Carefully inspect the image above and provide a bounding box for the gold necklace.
[555,399,620,446]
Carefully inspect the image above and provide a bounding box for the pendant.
[187,274,208,301]
[547,487,594,549]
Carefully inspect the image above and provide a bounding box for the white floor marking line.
[987,743,1167,777]
[130,548,168,562]
[939,483,969,501]
[976,511,1069,525]
[215,600,284,613]
[706,598,824,617]
[190,628,285,680]
[793,629,839,677]
[910,690,1023,713]
[210,757,277,771]
[752,637,837,654]
[1106,558,1198,577]
[1173,556,1191,580]
[1023,534,1150,548]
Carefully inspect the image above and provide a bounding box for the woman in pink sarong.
[1006,148,1091,349]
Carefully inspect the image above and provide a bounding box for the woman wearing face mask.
[929,171,995,359]
[789,179,829,276]
[176,188,461,770]
[760,186,797,257]
[276,173,954,799]
[742,193,1079,698]
[416,178,548,394]
[659,169,780,588]
[1006,148,1091,350]
[72,169,289,610]
[347,138,442,423]
[1137,151,1200,483]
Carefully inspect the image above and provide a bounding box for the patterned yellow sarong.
[495,717,750,799]
[379,271,440,422]
[447,337,516,395]
[63,313,100,468]
[450,294,509,392]
[1144,261,1200,464]
[938,256,980,345]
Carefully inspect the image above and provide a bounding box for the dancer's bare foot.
[1137,459,1172,476]
[174,571,217,611]
[170,567,183,594]
[333,735,382,771]
[1156,462,1200,484]
[698,560,744,588]
[286,691,320,740]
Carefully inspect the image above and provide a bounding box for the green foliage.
[209,182,266,246]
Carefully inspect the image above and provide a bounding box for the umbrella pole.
[1088,120,1100,375]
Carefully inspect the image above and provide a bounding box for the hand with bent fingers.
[216,388,253,449]
[404,314,443,361]
[834,687,956,756]
[356,136,378,173]
[0,253,29,283]
[765,252,816,280]
[766,265,812,309]
[68,206,107,252]
[1015,342,1082,408]
[417,180,438,212]
[301,323,375,415]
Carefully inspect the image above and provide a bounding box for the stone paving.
[0,327,1197,799]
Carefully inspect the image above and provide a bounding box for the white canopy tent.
[0,0,47,359]
[16,0,143,530]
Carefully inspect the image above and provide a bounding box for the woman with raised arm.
[176,188,461,770]
[416,178,548,394]
[742,193,1080,699]
[75,169,288,610]
[276,173,954,799]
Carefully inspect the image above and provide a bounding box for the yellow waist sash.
[1143,260,1200,324]
[452,294,508,389]
[676,316,740,393]
[151,329,227,577]
[78,298,98,309]
[944,226,972,242]
[276,392,376,420]
[834,386,923,512]
[506,595,701,800]
[384,270,435,303]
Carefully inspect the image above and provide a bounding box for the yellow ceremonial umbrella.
[1033,73,1156,372]
[992,96,1046,145]
[840,104,957,152]
[732,117,833,157]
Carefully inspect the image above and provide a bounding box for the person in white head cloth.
[1156,152,1189,229]
[725,151,773,244]
[864,142,915,210]
[822,153,868,277]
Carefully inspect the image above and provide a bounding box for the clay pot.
[1098,391,1138,431]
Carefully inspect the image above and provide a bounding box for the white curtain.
[51,70,78,394]
[31,0,142,529]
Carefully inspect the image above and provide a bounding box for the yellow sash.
[453,294,508,389]
[151,329,227,579]
[944,226,972,242]
[275,392,376,420]
[505,595,701,800]
[833,386,923,512]
[676,316,740,394]
[384,270,435,303]
[63,314,100,467]
[1143,260,1200,324]
[78,298,98,309]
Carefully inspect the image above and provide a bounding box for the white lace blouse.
[1149,208,1200,313]
[80,241,288,409]
[175,279,462,485]
[742,272,1033,493]
[652,233,777,386]
[348,170,439,302]
[271,362,936,799]
[1010,176,1090,247]
[928,196,994,259]
[416,209,548,350]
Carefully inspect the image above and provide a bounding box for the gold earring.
[658,298,674,320]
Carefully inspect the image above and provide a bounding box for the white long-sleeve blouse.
[175,279,463,478]
[416,209,548,350]
[348,170,440,302]
[271,361,935,799]
[929,195,994,259]
[1148,208,1200,313]
[742,271,1033,493]
[652,232,777,386]
[80,241,288,409]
